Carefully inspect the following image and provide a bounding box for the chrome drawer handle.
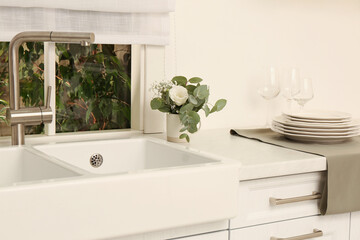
[270,229,323,240]
[269,192,322,206]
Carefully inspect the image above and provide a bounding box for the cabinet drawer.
[173,231,228,240]
[231,172,325,228]
[230,214,350,240]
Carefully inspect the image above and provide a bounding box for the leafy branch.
[150,76,227,142]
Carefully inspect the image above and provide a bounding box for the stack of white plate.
[271,110,360,143]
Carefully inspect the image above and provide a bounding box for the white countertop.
[0,128,327,181]
[149,129,326,181]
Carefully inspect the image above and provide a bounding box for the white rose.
[169,85,188,106]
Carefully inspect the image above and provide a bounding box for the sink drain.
[90,153,103,168]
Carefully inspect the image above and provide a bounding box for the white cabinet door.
[350,211,360,239]
[174,231,228,240]
[230,214,349,240]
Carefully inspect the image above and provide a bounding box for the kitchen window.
[0,42,131,136]
[0,1,174,139]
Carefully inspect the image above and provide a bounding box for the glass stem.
[266,100,271,128]
[299,103,304,113]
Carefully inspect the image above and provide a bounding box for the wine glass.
[293,78,314,111]
[257,67,280,127]
[282,68,300,114]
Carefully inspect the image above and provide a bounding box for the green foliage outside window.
[0,41,44,134]
[0,42,9,125]
[0,98,7,124]
[55,44,131,132]
[0,42,131,135]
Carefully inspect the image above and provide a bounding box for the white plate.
[283,110,351,121]
[271,125,359,143]
[272,123,360,136]
[272,121,360,133]
[273,115,360,129]
[284,115,351,124]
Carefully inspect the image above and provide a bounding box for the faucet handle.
[7,85,53,125]
[45,86,51,109]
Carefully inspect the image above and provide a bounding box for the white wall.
[165,0,360,129]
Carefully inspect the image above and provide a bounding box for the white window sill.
[0,129,146,147]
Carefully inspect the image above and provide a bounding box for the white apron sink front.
[0,138,240,240]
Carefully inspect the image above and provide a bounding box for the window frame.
[43,43,143,136]
[0,44,168,143]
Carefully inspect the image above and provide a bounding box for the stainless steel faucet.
[6,31,95,145]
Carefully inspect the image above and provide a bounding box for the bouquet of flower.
[150,76,226,142]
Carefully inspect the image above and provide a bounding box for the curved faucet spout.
[8,31,95,145]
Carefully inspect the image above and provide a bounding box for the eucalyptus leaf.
[180,126,187,132]
[186,85,196,94]
[189,77,202,84]
[188,124,198,133]
[210,99,227,113]
[171,76,187,86]
[188,111,200,124]
[194,98,205,108]
[193,85,209,99]
[203,105,210,117]
[150,98,164,110]
[179,133,187,139]
[179,112,188,122]
[158,106,171,113]
[188,95,198,105]
[179,133,190,142]
[180,103,194,114]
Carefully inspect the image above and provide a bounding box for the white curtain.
[0,0,175,45]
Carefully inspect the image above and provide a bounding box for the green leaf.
[193,85,209,99]
[95,53,104,63]
[180,126,187,132]
[158,106,171,113]
[90,123,100,131]
[179,112,188,122]
[179,133,190,142]
[85,102,94,124]
[203,105,210,117]
[188,95,198,105]
[187,124,198,133]
[180,103,194,114]
[188,111,200,124]
[0,99,8,106]
[150,98,164,110]
[210,99,227,113]
[186,85,196,94]
[189,77,203,84]
[179,133,187,139]
[194,98,205,108]
[171,76,187,87]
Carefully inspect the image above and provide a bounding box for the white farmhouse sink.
[0,138,240,240]
[34,138,219,174]
[0,147,80,187]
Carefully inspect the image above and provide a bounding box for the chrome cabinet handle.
[269,192,322,206]
[270,229,323,240]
